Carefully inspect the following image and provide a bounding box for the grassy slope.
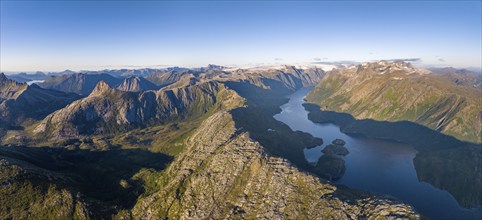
[306,69,481,143]
[304,66,482,208]
[0,152,90,219]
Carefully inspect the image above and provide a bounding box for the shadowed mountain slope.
[39,73,123,96]
[0,73,80,130]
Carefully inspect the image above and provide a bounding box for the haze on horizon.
[0,1,481,72]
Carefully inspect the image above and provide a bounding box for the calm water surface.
[273,87,482,220]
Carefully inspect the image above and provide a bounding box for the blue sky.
[1,1,481,72]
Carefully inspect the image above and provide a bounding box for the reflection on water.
[273,87,482,220]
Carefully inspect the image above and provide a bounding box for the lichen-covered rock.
[132,111,419,219]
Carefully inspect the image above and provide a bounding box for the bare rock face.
[90,80,113,96]
[116,76,159,92]
[0,72,28,99]
[132,111,420,219]
[34,81,227,138]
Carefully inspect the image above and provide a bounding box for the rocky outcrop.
[306,61,482,143]
[0,72,28,99]
[132,111,419,219]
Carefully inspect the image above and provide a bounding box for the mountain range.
[0,65,425,219]
[39,73,123,96]
[1,62,480,219]
[0,73,80,135]
[33,80,224,139]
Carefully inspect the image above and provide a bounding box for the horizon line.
[2,60,481,74]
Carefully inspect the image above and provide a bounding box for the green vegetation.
[0,71,420,219]
[306,65,482,143]
[414,145,482,208]
[0,146,173,218]
[304,100,482,208]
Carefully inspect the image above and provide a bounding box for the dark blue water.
[273,87,482,220]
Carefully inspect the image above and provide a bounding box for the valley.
[275,88,482,219]
[1,1,480,219]
[0,61,480,219]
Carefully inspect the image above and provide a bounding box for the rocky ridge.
[116,76,159,92]
[132,110,419,219]
[33,80,227,138]
[39,73,123,96]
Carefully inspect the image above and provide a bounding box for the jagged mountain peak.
[90,80,113,95]
[0,72,8,83]
[33,81,230,137]
[350,60,431,75]
[0,73,28,99]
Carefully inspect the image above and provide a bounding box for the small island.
[321,139,349,156]
[313,155,345,180]
[332,139,346,146]
[313,138,350,180]
[322,144,349,156]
